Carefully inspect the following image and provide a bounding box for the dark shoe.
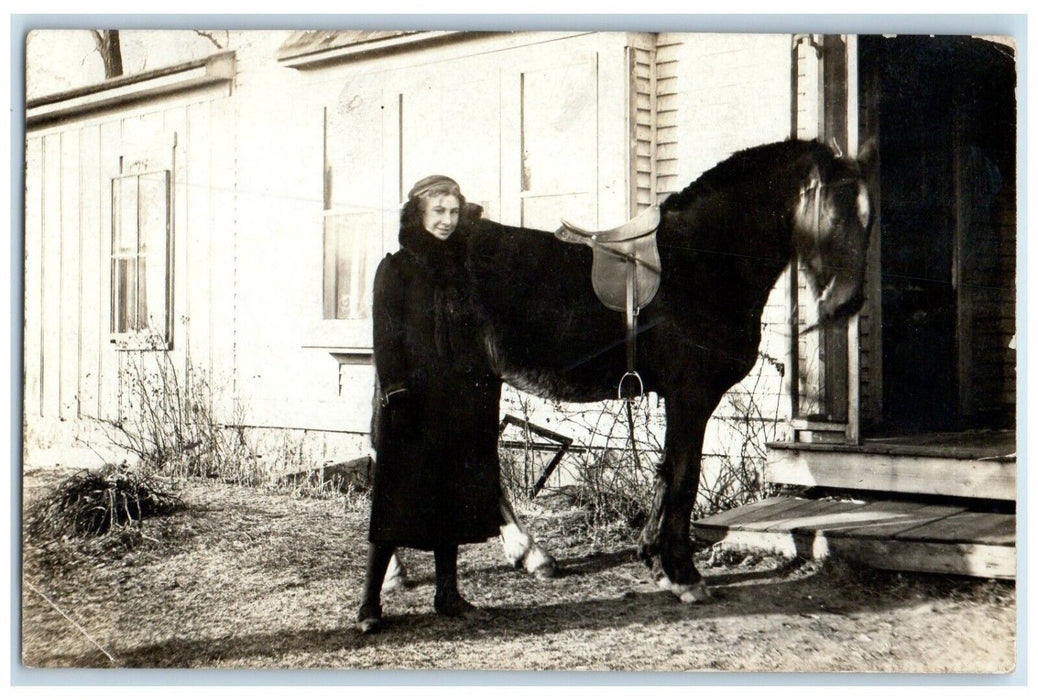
[356,603,383,634]
[434,591,484,619]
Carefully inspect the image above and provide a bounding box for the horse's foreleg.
[499,495,558,578]
[382,499,557,587]
[638,397,711,603]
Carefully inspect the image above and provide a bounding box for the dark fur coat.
[368,211,502,549]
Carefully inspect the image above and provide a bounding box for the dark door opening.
[860,35,1016,435]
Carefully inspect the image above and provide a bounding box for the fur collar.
[398,223,469,283]
[397,203,483,283]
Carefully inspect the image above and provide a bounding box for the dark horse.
[464,139,874,602]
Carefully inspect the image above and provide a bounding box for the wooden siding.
[960,183,1017,417]
[97,119,122,422]
[678,34,792,179]
[792,37,824,419]
[24,85,235,465]
[40,134,62,420]
[794,37,821,141]
[24,136,43,419]
[858,66,883,428]
[78,125,102,420]
[654,36,682,199]
[630,41,656,212]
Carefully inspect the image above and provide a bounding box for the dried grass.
[24,464,183,540]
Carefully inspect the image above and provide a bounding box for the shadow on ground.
[86,556,938,668]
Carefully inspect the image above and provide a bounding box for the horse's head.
[792,141,876,326]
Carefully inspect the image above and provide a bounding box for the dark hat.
[407,175,461,201]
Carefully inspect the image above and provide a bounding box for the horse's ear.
[462,202,484,221]
[857,138,879,178]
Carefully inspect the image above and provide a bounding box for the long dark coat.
[368,213,502,550]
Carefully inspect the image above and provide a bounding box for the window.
[322,102,381,322]
[111,170,171,347]
[519,59,597,230]
[323,211,375,320]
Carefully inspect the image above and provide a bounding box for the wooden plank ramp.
[693,496,1015,580]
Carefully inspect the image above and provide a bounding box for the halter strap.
[798,176,861,237]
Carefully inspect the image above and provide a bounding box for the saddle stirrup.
[618,258,645,402]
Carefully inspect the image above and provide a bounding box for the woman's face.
[421,194,460,240]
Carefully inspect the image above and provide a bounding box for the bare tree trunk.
[91,29,124,79]
[193,30,226,49]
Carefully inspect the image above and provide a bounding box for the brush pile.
[25,464,183,539]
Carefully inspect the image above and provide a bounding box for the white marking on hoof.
[524,545,558,578]
[656,572,711,603]
[655,571,674,591]
[500,523,533,568]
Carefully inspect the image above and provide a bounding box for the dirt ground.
[19,471,1017,674]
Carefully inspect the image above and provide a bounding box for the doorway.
[859,35,1016,434]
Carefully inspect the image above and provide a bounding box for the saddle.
[555,206,663,399]
[556,205,662,312]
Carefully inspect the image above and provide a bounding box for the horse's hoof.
[356,603,383,634]
[434,592,490,621]
[676,581,711,604]
[532,559,558,579]
[356,616,382,634]
[654,571,710,603]
[524,546,558,578]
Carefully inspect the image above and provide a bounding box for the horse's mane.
[660,139,834,213]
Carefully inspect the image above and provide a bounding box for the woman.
[356,175,502,634]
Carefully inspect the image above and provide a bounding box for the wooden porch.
[692,431,1017,579]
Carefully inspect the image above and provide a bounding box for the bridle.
[796,175,866,333]
[798,176,862,237]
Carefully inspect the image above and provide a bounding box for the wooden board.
[693,496,1016,579]
[895,511,1016,545]
[694,496,807,528]
[78,124,102,420]
[763,499,869,533]
[826,536,1016,580]
[24,136,43,418]
[767,445,1016,501]
[41,133,62,419]
[819,500,968,539]
[694,527,803,558]
[59,129,81,420]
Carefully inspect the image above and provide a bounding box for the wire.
[24,578,119,666]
